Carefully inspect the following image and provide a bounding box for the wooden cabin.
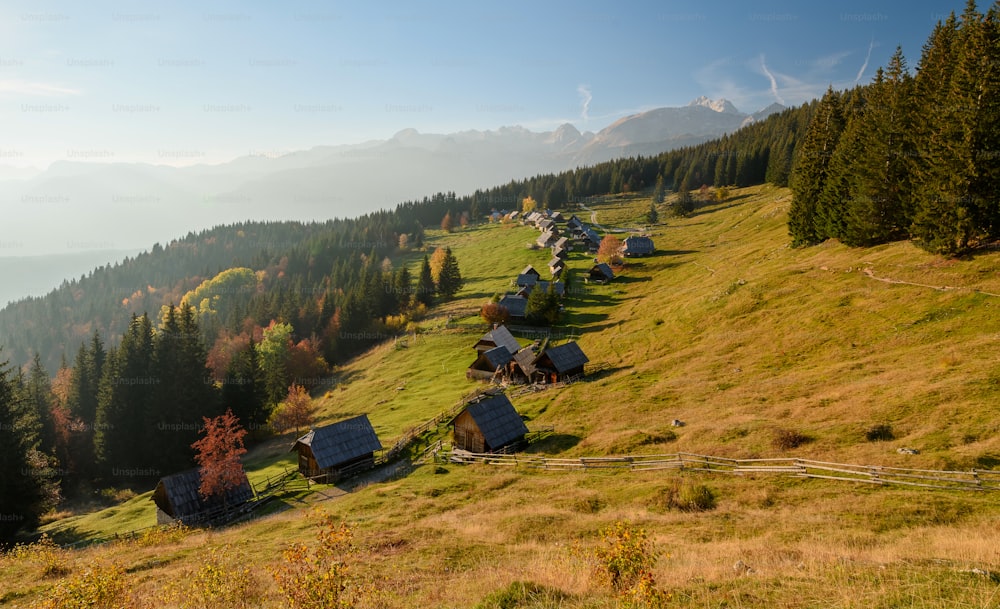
[151,467,253,525]
[506,348,538,384]
[582,228,602,252]
[622,235,655,257]
[533,341,589,383]
[498,294,528,320]
[450,393,528,453]
[474,325,521,355]
[588,263,615,283]
[537,230,558,248]
[291,415,382,483]
[548,257,565,277]
[467,346,514,380]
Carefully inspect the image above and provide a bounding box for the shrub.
[190,546,262,609]
[33,563,127,609]
[579,521,671,608]
[865,423,895,442]
[8,534,69,578]
[772,428,810,450]
[650,480,717,513]
[271,510,358,609]
[473,581,570,609]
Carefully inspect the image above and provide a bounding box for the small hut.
[588,263,615,283]
[291,415,382,483]
[507,348,538,384]
[517,280,564,298]
[467,346,514,380]
[498,294,528,320]
[474,325,521,355]
[548,257,565,277]
[582,228,602,252]
[622,236,655,257]
[151,467,254,525]
[450,393,528,453]
[533,341,589,383]
[537,230,558,248]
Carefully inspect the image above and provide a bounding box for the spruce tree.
[436,247,464,300]
[789,87,845,245]
[95,313,155,479]
[393,266,412,312]
[0,353,48,541]
[415,255,435,307]
[222,339,268,439]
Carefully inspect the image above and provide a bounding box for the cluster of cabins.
[467,324,589,385]
[152,212,655,526]
[523,211,603,277]
[153,391,533,524]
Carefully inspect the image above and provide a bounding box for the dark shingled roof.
[567,215,583,228]
[478,325,521,355]
[537,342,589,374]
[590,263,615,281]
[519,280,565,297]
[294,415,382,469]
[498,294,528,318]
[623,236,655,255]
[152,467,253,521]
[461,394,528,449]
[513,348,537,376]
[481,346,513,369]
[582,228,602,244]
[515,273,539,287]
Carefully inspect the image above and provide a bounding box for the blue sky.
[0,0,968,169]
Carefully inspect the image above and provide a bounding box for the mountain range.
[0,97,784,303]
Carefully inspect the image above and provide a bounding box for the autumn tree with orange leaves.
[192,408,248,501]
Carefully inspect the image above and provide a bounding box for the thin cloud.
[759,54,785,105]
[0,79,81,97]
[855,39,875,84]
[577,84,592,122]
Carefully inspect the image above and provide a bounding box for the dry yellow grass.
[10,185,1000,608]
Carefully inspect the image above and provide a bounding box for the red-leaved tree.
[192,408,248,500]
[480,302,510,326]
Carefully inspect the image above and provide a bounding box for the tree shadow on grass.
[524,433,582,455]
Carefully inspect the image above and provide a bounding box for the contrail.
[759,55,785,105]
[577,85,592,122]
[855,38,875,84]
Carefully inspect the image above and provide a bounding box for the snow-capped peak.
[687,96,741,114]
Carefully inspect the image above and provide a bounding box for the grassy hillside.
[7,185,1000,608]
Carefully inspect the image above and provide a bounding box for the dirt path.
[862,267,1000,297]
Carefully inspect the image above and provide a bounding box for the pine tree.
[652,174,666,204]
[393,266,412,312]
[150,303,220,474]
[910,14,969,252]
[95,313,155,479]
[789,87,846,245]
[222,338,268,438]
[25,353,55,452]
[415,255,435,307]
[436,247,463,299]
[841,51,915,246]
[0,353,49,541]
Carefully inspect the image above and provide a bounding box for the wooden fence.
[441,451,1000,493]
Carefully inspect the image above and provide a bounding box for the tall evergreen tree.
[150,303,220,475]
[789,87,846,245]
[415,255,435,307]
[94,313,155,479]
[0,352,50,541]
[393,265,412,312]
[65,331,105,477]
[435,247,464,299]
[222,339,268,438]
[841,51,915,247]
[25,353,55,453]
